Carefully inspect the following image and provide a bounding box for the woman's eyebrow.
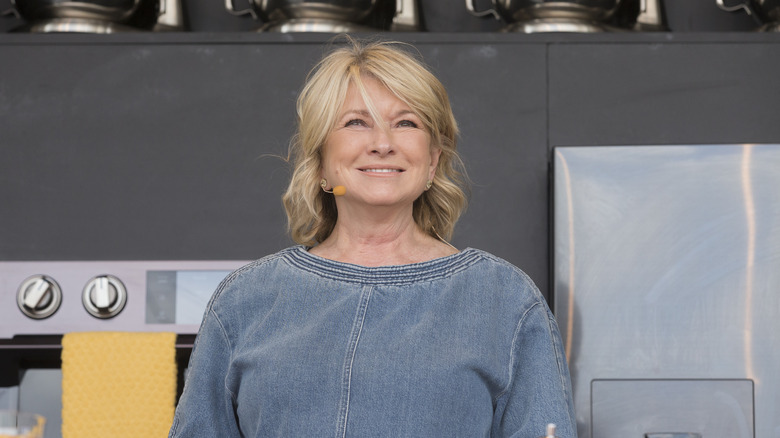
[339,109,371,118]
[338,109,417,120]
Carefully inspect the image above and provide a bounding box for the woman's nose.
[370,128,393,156]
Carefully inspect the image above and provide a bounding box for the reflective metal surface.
[716,0,780,31]
[502,17,612,32]
[261,0,378,22]
[226,0,396,32]
[259,17,376,31]
[8,0,184,32]
[553,145,780,438]
[390,0,419,31]
[0,260,248,338]
[9,0,141,22]
[10,17,141,32]
[466,0,623,32]
[592,379,753,437]
[467,0,622,21]
[633,0,666,30]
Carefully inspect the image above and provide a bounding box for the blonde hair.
[282,37,468,246]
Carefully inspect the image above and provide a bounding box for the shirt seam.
[210,307,239,406]
[495,300,543,402]
[336,285,373,438]
[170,306,236,437]
[544,308,575,410]
[210,251,286,300]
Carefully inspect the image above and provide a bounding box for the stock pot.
[226,0,379,26]
[467,0,623,23]
[9,0,141,23]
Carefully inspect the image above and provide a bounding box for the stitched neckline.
[281,245,484,285]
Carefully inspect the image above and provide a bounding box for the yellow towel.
[61,332,177,438]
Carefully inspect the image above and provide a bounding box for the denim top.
[169,246,576,438]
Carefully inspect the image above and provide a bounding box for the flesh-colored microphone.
[323,185,346,196]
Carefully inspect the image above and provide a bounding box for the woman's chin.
[344,192,417,209]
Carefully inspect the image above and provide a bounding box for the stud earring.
[425,180,433,190]
[320,178,328,190]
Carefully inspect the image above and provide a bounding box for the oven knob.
[17,275,63,319]
[82,275,127,319]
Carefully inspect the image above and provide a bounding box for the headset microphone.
[323,185,346,196]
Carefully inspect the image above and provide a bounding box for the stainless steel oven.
[0,260,248,438]
[553,144,780,438]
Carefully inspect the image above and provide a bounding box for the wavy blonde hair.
[282,37,468,246]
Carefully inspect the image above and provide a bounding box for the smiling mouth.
[359,168,403,173]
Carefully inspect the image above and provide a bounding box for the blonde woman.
[169,38,576,438]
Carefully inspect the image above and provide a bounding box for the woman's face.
[320,76,440,212]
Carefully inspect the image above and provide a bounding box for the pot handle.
[715,0,755,16]
[2,0,21,19]
[392,0,420,30]
[225,0,258,20]
[466,0,500,20]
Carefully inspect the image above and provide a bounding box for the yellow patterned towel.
[61,332,177,438]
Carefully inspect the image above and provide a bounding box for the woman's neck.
[309,209,456,266]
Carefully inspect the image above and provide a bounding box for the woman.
[169,38,576,437]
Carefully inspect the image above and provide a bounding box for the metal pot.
[263,0,378,22]
[716,0,780,30]
[467,0,623,23]
[9,0,142,22]
[226,0,378,25]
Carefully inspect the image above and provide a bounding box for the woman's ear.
[429,145,442,180]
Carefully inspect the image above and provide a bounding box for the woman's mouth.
[359,168,403,173]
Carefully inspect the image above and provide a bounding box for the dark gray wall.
[2,33,779,302]
[549,42,780,146]
[0,35,550,282]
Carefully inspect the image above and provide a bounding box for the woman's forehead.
[338,76,415,115]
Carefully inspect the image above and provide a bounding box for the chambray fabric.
[169,246,576,438]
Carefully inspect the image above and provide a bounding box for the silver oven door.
[553,144,780,438]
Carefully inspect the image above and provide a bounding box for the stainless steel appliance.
[1,260,248,438]
[466,0,667,32]
[716,0,780,31]
[6,0,184,32]
[225,0,421,32]
[553,144,780,437]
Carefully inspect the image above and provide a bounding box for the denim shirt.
[169,246,576,438]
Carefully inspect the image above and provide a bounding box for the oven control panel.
[0,261,249,338]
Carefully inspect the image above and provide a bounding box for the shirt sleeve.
[168,306,241,437]
[492,300,578,438]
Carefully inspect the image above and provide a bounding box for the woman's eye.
[345,119,367,127]
[397,120,418,128]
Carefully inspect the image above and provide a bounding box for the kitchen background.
[1,0,779,437]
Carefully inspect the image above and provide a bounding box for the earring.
[320,178,328,191]
[425,180,433,190]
